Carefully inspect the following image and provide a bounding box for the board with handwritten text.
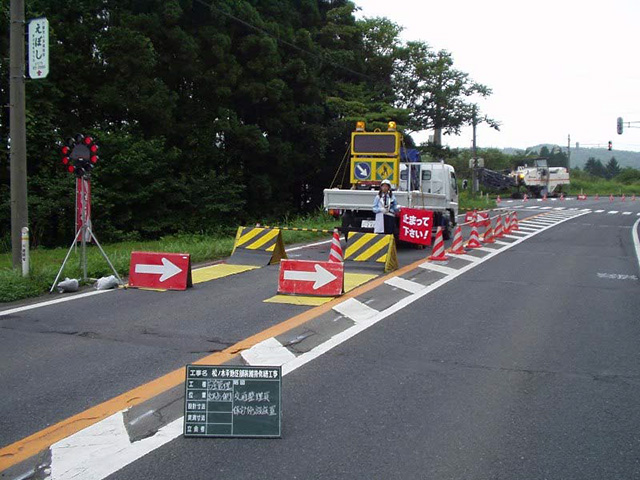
[184,365,282,438]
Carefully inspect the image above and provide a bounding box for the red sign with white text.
[278,259,344,296]
[399,208,434,246]
[577,194,587,200]
[128,251,192,290]
[76,178,92,243]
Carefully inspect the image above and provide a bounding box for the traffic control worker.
[373,179,399,234]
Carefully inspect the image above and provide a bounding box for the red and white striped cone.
[560,192,565,201]
[482,221,495,244]
[328,229,343,263]
[622,194,626,202]
[511,211,520,231]
[466,222,483,249]
[448,225,466,254]
[428,227,449,261]
[496,195,501,204]
[632,194,636,201]
[595,194,599,200]
[609,194,614,202]
[503,212,512,234]
[523,193,528,202]
[494,214,505,239]
[542,192,548,201]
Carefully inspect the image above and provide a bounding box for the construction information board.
[184,365,282,438]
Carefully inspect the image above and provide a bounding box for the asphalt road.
[1,196,639,479]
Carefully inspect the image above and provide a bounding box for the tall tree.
[605,157,621,179]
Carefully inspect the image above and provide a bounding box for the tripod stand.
[50,176,123,293]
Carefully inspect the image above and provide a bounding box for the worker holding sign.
[373,179,399,234]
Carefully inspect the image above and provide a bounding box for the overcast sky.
[354,0,640,152]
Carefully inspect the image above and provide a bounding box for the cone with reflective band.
[560,192,565,201]
[503,212,512,234]
[595,194,599,200]
[494,214,505,238]
[482,220,495,244]
[542,193,547,201]
[449,225,466,254]
[610,194,614,202]
[328,229,343,262]
[622,194,626,202]
[428,227,449,261]
[467,222,483,249]
[496,195,501,204]
[523,193,528,202]
[511,211,519,231]
[632,194,636,201]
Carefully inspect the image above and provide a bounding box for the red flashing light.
[61,146,70,155]
[90,144,98,153]
[84,136,93,145]
[68,165,75,173]
[62,157,69,165]
[90,155,98,164]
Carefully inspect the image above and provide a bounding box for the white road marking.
[553,207,566,210]
[333,298,379,324]
[540,206,553,210]
[632,218,640,275]
[418,262,458,276]
[0,290,112,317]
[449,253,480,263]
[595,210,605,213]
[607,211,619,214]
[241,337,296,366]
[33,210,590,480]
[517,226,539,232]
[286,239,332,252]
[503,234,525,239]
[597,272,638,280]
[623,212,632,215]
[384,277,424,294]
[493,240,511,246]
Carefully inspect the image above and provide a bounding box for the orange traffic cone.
[622,194,626,202]
[560,192,565,201]
[632,194,636,201]
[523,193,528,202]
[503,212,512,234]
[449,225,466,254]
[482,220,495,244]
[328,229,343,262]
[610,194,614,202]
[428,227,449,261]
[595,194,599,200]
[494,214,505,239]
[511,211,520,231]
[466,220,483,249]
[496,195,501,204]
[542,192,548,201]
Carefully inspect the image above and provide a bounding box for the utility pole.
[471,105,478,196]
[567,134,571,171]
[9,0,28,269]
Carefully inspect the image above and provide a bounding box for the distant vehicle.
[477,158,570,198]
[323,121,459,239]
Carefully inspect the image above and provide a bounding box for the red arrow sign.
[128,251,192,290]
[278,260,344,297]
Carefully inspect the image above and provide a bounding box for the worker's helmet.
[381,179,392,186]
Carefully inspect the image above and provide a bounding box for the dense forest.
[0,0,492,248]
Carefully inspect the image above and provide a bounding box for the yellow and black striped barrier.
[344,232,398,273]
[228,227,287,266]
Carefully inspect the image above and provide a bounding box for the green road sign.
[184,365,282,438]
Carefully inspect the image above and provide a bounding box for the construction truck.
[323,121,459,239]
[478,158,570,198]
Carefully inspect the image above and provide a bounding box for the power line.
[196,0,377,82]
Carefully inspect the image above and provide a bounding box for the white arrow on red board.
[283,264,337,290]
[134,257,182,282]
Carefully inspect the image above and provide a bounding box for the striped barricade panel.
[228,227,287,266]
[344,232,398,273]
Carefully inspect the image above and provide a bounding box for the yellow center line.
[0,255,429,471]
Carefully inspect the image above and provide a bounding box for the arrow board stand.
[278,259,344,297]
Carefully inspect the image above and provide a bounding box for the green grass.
[0,211,339,303]
[568,176,639,196]
[458,190,497,211]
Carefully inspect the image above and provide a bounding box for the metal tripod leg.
[87,227,124,286]
[50,228,82,293]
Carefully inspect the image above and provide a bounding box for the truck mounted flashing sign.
[350,129,401,185]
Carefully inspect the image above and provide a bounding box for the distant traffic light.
[617,117,623,135]
[608,141,612,151]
